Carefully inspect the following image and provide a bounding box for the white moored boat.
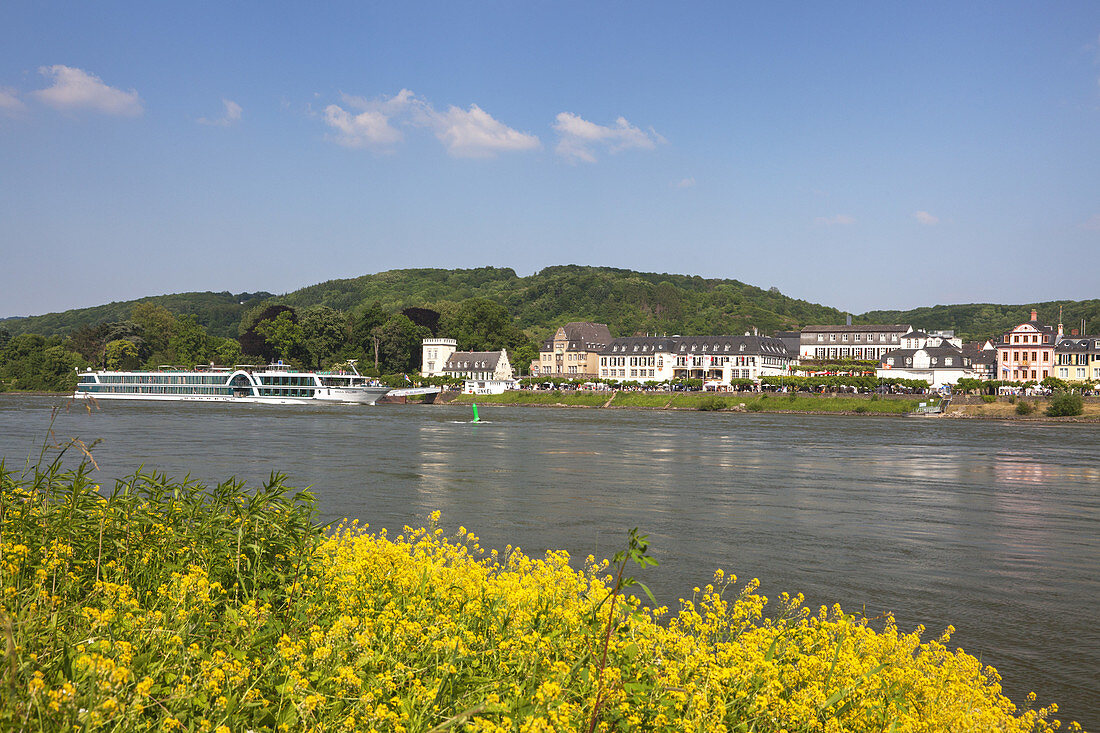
[74,362,392,405]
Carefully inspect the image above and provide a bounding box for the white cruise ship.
[74,362,392,405]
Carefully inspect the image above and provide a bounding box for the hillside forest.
[2,265,1098,392]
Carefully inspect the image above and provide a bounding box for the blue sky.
[1,2,1098,318]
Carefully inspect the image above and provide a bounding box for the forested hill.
[3,292,273,339]
[3,265,1097,343]
[859,301,1100,343]
[278,265,846,338]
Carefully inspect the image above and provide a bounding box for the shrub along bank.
[0,462,1078,732]
[454,391,923,414]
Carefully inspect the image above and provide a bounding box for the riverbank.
[444,390,1100,421]
[1,465,1080,732]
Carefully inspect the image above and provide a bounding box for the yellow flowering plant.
[0,458,1083,732]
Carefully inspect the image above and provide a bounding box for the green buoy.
[472,403,480,423]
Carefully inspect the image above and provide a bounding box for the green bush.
[853,405,868,413]
[981,395,997,404]
[696,396,727,411]
[746,401,764,412]
[1015,400,1033,416]
[1046,391,1084,417]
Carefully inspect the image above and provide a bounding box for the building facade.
[532,322,612,378]
[877,346,975,388]
[800,325,913,361]
[996,310,1060,382]
[442,350,513,381]
[421,338,458,378]
[961,341,998,381]
[1055,337,1100,383]
[598,334,795,386]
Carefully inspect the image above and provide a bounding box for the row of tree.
[0,297,540,392]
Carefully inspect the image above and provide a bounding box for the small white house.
[463,379,516,395]
[877,346,975,388]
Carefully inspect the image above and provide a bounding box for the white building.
[598,334,796,386]
[800,325,913,360]
[421,338,458,378]
[463,378,517,395]
[876,346,975,388]
[443,350,514,381]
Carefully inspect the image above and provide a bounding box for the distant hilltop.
[1,265,1097,344]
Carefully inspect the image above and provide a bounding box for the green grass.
[452,391,924,413]
[606,392,672,408]
[452,391,609,406]
[748,394,919,413]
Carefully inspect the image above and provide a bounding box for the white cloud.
[814,214,856,226]
[425,104,540,157]
[323,89,538,157]
[553,112,662,163]
[0,86,25,116]
[31,65,142,116]
[673,177,695,189]
[322,89,416,150]
[914,210,939,226]
[198,98,242,126]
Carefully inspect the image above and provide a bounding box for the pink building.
[997,309,1062,382]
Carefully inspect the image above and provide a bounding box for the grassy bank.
[452,390,923,414]
[0,463,1078,732]
[453,391,609,407]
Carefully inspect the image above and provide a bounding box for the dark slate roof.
[541,321,612,350]
[443,351,505,372]
[600,334,793,358]
[879,345,971,368]
[1055,337,1100,353]
[904,330,931,339]
[802,324,911,333]
[601,336,674,354]
[961,342,998,365]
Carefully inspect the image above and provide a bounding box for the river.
[1,395,1097,728]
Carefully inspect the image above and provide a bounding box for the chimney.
[1030,308,1038,322]
[1072,329,1079,336]
[846,313,852,326]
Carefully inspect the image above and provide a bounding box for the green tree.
[1046,391,1084,417]
[0,334,86,391]
[349,301,388,353]
[438,298,519,351]
[256,311,304,363]
[375,315,430,374]
[104,339,140,370]
[1040,376,1069,392]
[131,301,177,355]
[210,337,243,366]
[299,306,348,369]
[168,315,210,367]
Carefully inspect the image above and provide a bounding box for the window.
[830,334,836,342]
[842,334,848,342]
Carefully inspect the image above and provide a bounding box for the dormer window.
[739,344,746,352]
[945,358,953,366]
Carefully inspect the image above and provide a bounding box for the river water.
[1,395,1097,728]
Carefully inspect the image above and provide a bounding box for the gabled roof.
[600,334,793,357]
[879,345,970,369]
[542,321,612,351]
[802,324,911,334]
[1055,337,1100,353]
[443,350,506,372]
